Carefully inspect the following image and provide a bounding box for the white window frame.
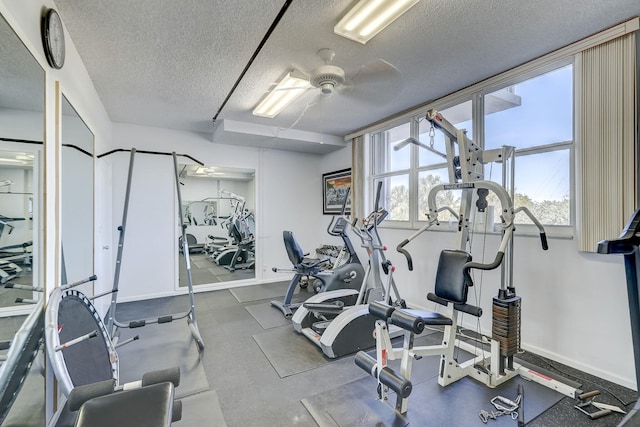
[367,60,575,238]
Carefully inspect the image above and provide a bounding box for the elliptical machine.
[211,194,253,267]
[291,182,405,358]
[271,190,365,318]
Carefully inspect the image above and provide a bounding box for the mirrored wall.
[0,12,45,427]
[177,164,256,286]
[61,95,94,296]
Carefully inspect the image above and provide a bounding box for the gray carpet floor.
[179,252,254,286]
[105,282,637,426]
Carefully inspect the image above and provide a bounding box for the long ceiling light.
[252,70,309,118]
[334,0,421,44]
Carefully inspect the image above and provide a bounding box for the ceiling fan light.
[321,83,334,94]
[335,0,421,44]
[252,70,308,118]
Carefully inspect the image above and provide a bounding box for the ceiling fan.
[253,48,402,120]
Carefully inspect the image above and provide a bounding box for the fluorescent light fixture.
[0,158,27,164]
[252,70,309,118]
[334,0,421,44]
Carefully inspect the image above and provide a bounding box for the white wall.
[107,122,335,300]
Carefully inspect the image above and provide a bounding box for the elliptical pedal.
[311,320,331,335]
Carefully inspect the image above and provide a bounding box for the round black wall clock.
[41,8,65,69]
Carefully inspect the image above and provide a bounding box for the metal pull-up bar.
[97,148,204,166]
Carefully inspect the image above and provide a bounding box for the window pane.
[485,65,573,149]
[514,150,570,225]
[418,100,472,167]
[372,122,410,174]
[375,175,409,221]
[486,150,570,226]
[418,168,459,222]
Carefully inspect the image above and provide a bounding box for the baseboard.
[521,343,636,391]
[399,299,636,391]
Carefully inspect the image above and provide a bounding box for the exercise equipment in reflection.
[210,191,255,271]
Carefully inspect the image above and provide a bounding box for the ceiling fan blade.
[341,58,403,103]
[350,58,401,84]
[286,90,325,129]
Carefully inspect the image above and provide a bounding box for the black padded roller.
[379,367,412,398]
[390,309,425,334]
[453,302,483,317]
[368,301,395,320]
[141,367,181,388]
[355,351,377,376]
[354,352,412,398]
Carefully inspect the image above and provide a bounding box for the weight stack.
[492,295,521,357]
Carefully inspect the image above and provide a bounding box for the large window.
[369,62,574,231]
[484,65,573,226]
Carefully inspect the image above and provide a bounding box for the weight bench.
[356,249,483,414]
[45,287,182,426]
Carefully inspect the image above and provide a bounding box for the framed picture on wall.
[322,168,352,215]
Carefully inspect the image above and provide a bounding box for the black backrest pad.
[434,249,473,304]
[58,295,114,387]
[283,231,304,265]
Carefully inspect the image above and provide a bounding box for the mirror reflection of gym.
[0,12,45,427]
[177,164,255,286]
[61,95,95,297]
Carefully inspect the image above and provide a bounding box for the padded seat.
[283,231,328,271]
[75,382,174,427]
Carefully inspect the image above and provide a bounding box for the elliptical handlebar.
[327,187,352,237]
[374,181,382,212]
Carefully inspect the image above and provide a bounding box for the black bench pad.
[390,309,452,334]
[75,382,175,427]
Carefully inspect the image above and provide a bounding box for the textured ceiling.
[0,15,44,113]
[43,0,640,151]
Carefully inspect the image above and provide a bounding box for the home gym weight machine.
[97,148,205,351]
[271,188,365,318]
[291,182,406,358]
[356,109,582,415]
